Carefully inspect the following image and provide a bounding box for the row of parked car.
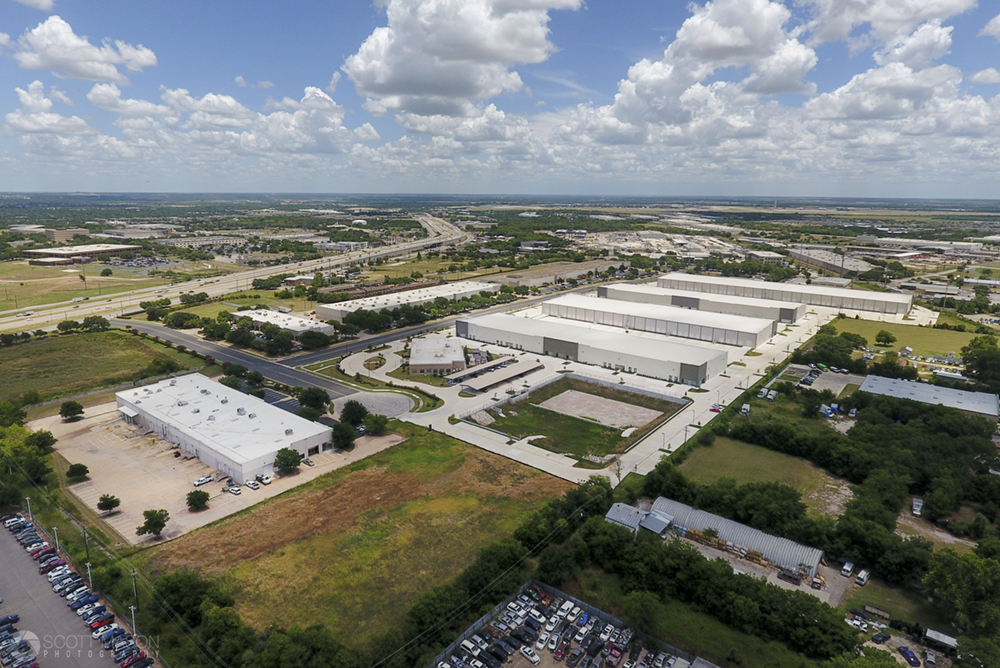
[2,514,153,668]
[441,586,681,668]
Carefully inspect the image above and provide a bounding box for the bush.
[66,463,89,479]
[186,490,210,512]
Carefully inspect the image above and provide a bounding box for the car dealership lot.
[0,522,108,667]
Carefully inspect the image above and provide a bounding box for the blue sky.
[2,0,1000,196]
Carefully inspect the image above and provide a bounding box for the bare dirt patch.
[538,389,662,429]
[803,476,854,517]
[895,511,976,551]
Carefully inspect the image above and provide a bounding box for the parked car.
[871,632,890,644]
[228,487,242,495]
[521,646,541,665]
[898,647,920,667]
[244,480,260,490]
[193,475,213,486]
[256,474,272,485]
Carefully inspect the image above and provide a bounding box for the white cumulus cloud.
[4,80,92,134]
[13,16,157,84]
[969,68,1000,84]
[87,83,172,116]
[342,0,582,117]
[982,13,1000,40]
[234,76,275,89]
[12,0,55,9]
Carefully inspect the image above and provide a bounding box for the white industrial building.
[788,248,874,275]
[316,281,500,323]
[859,376,999,420]
[239,310,336,338]
[116,375,332,484]
[599,283,806,324]
[542,293,776,347]
[457,313,728,386]
[658,272,913,314]
[409,337,467,375]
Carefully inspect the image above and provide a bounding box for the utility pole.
[86,562,93,590]
[83,526,90,563]
[132,569,139,610]
[52,526,60,554]
[129,605,137,637]
[24,497,32,524]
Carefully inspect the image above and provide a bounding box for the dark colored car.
[871,632,890,644]
[898,647,920,667]
[0,617,19,628]
[70,595,98,610]
[40,560,65,574]
[131,659,155,668]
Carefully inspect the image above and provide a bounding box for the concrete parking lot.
[0,523,108,667]
[33,403,405,544]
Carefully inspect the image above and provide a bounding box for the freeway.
[0,213,470,333]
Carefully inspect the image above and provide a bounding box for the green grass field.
[173,293,315,319]
[839,579,953,631]
[567,567,819,668]
[0,329,204,402]
[486,377,684,459]
[137,422,570,651]
[832,318,974,357]
[679,436,849,517]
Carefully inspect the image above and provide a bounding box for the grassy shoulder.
[566,567,820,668]
[0,329,204,403]
[172,292,315,319]
[839,579,953,632]
[134,421,571,650]
[304,359,444,412]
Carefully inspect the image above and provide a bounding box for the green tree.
[333,422,356,450]
[187,490,210,512]
[24,430,56,451]
[362,413,388,435]
[924,548,1000,636]
[57,319,80,333]
[219,375,243,391]
[59,400,84,420]
[823,649,902,668]
[620,590,664,634]
[223,363,248,378]
[296,406,323,421]
[81,315,110,332]
[875,329,897,346]
[0,402,26,427]
[66,463,89,479]
[340,399,368,426]
[246,370,265,386]
[136,508,169,538]
[273,447,302,475]
[297,386,331,411]
[97,494,120,514]
[100,267,112,277]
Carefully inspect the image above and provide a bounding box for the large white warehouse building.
[315,281,499,323]
[116,375,332,484]
[457,313,728,386]
[599,283,806,323]
[658,272,913,314]
[240,310,337,338]
[542,293,775,347]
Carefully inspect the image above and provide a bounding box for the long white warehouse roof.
[544,293,775,333]
[463,313,726,366]
[241,309,336,335]
[604,283,802,311]
[116,375,331,465]
[859,375,999,418]
[316,280,497,316]
[658,272,913,307]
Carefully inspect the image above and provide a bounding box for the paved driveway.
[0,524,109,667]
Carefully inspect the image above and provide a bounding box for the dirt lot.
[34,402,405,545]
[538,389,662,429]
[809,370,866,396]
[895,510,976,552]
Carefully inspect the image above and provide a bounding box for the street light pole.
[129,605,137,636]
[86,562,93,590]
[52,526,60,554]
[24,497,32,524]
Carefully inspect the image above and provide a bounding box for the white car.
[547,634,559,652]
[92,623,118,639]
[244,480,260,490]
[545,616,557,632]
[567,606,581,622]
[77,603,100,616]
[193,475,213,486]
[535,633,549,651]
[258,475,272,485]
[520,647,541,666]
[228,486,242,495]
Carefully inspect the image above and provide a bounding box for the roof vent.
[170,379,177,386]
[192,408,200,414]
[201,389,209,395]
[221,398,228,404]
[237,407,246,415]
[285,428,293,435]
[208,415,215,421]
[177,400,188,406]
[248,413,257,419]
[135,400,142,404]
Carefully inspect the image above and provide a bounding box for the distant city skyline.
[2,0,1000,197]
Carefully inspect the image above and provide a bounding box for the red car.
[40,559,65,574]
[121,652,146,668]
[89,615,114,629]
[554,639,570,661]
[30,546,53,559]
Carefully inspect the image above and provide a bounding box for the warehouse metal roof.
[604,283,802,311]
[859,375,999,418]
[544,293,775,333]
[658,272,913,305]
[460,359,543,392]
[605,503,647,532]
[651,497,824,577]
[464,313,728,367]
[116,375,331,464]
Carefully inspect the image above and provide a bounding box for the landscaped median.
[302,358,444,412]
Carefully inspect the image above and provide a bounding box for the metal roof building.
[859,375,1000,420]
[542,293,775,347]
[605,503,648,533]
[315,281,499,323]
[457,313,728,386]
[599,283,806,324]
[240,309,336,337]
[658,272,913,314]
[116,375,332,484]
[652,497,824,577]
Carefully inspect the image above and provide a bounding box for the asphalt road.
[112,319,357,399]
[0,524,108,667]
